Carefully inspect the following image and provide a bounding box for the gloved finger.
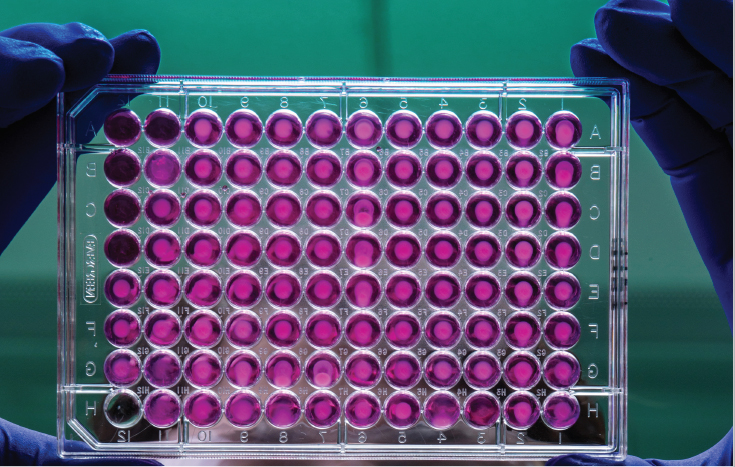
[547,453,649,465]
[571,39,733,327]
[670,0,733,78]
[594,0,733,131]
[0,36,64,127]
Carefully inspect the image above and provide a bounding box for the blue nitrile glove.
[550,0,733,465]
[0,23,160,464]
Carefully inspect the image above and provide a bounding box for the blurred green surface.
[0,0,731,462]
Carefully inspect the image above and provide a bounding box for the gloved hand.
[0,22,160,464]
[550,0,733,464]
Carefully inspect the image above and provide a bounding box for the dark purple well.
[344,391,381,428]
[503,351,541,390]
[104,109,141,147]
[183,349,222,388]
[265,390,302,429]
[344,312,382,348]
[104,189,141,227]
[505,151,543,189]
[385,311,421,349]
[385,232,421,268]
[503,391,541,430]
[104,229,141,267]
[184,390,222,428]
[104,349,141,387]
[265,311,302,349]
[225,390,262,428]
[465,272,501,309]
[544,272,581,310]
[184,270,223,308]
[104,148,141,187]
[344,351,381,389]
[384,351,422,389]
[542,391,580,430]
[144,108,181,148]
[346,151,382,188]
[463,351,502,389]
[543,311,581,350]
[504,311,542,350]
[543,351,581,390]
[545,111,583,149]
[505,271,542,309]
[265,351,302,388]
[545,192,582,230]
[143,349,182,388]
[425,273,461,309]
[424,311,461,349]
[385,272,421,309]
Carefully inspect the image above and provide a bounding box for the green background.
[0,0,731,462]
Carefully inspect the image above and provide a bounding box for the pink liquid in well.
[265,391,302,429]
[144,389,181,428]
[425,192,461,228]
[425,232,461,268]
[423,391,461,430]
[346,151,382,188]
[225,390,262,428]
[305,150,342,187]
[183,350,222,388]
[385,192,421,228]
[344,351,381,389]
[385,150,422,188]
[225,150,262,187]
[463,351,501,389]
[385,311,422,349]
[425,111,462,149]
[424,351,462,389]
[144,310,181,348]
[506,111,542,149]
[465,192,502,228]
[505,272,541,309]
[305,232,342,268]
[105,310,142,348]
[545,151,582,189]
[304,312,342,349]
[544,272,581,310]
[184,230,221,267]
[265,311,302,349]
[345,192,382,228]
[144,229,181,268]
[543,351,581,390]
[465,232,502,269]
[306,191,342,227]
[345,110,382,148]
[265,272,302,308]
[545,192,582,229]
[505,192,542,229]
[426,151,462,188]
[105,109,142,147]
[503,391,540,430]
[542,391,580,430]
[224,271,262,309]
[344,391,381,428]
[384,351,422,389]
[305,272,342,308]
[505,232,542,269]
[104,269,141,307]
[545,111,582,149]
[225,109,263,148]
[143,349,182,388]
[463,391,500,429]
[224,350,262,388]
[505,151,542,189]
[104,189,141,227]
[383,391,420,429]
[543,311,581,350]
[265,351,302,388]
[265,231,302,267]
[104,349,141,386]
[265,110,303,149]
[184,390,222,428]
[265,191,302,227]
[385,272,422,308]
[304,350,341,388]
[385,110,422,149]
[265,150,302,187]
[184,149,222,187]
[504,311,542,350]
[465,150,502,188]
[184,190,222,228]
[224,231,262,268]
[104,229,141,268]
[184,270,223,308]
[464,312,502,350]
[225,311,262,348]
[465,111,502,149]
[184,109,223,148]
[144,149,181,188]
[503,351,542,390]
[425,273,461,309]
[304,390,341,428]
[144,108,181,148]
[184,310,223,348]
[465,272,501,309]
[345,231,382,268]
[345,274,382,310]
[385,232,422,268]
[344,311,382,348]
[224,190,261,227]
[305,109,343,149]
[144,189,181,227]
[143,270,181,308]
[105,148,141,187]
[424,311,461,349]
